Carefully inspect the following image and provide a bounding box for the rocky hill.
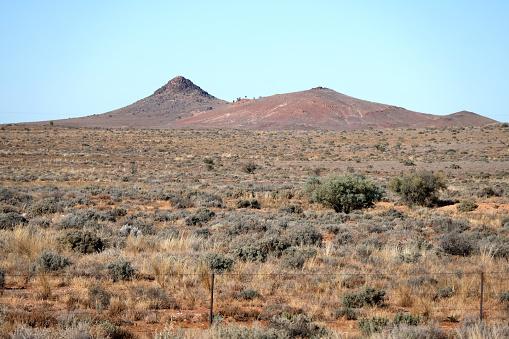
[36,76,498,130]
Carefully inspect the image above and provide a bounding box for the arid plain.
[0,123,508,338]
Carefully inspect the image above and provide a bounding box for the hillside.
[47,76,229,128]
[31,77,497,130]
[170,87,438,130]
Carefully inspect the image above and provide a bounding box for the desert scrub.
[56,209,99,230]
[307,173,384,213]
[456,199,478,212]
[287,225,322,247]
[236,289,263,301]
[0,212,27,230]
[269,313,332,339]
[31,252,71,272]
[107,260,135,281]
[202,252,234,274]
[58,231,104,254]
[333,307,357,320]
[388,170,447,207]
[358,316,389,336]
[438,232,474,256]
[341,287,386,308]
[236,198,261,209]
[184,207,215,226]
[280,247,317,270]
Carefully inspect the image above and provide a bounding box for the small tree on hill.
[389,170,447,207]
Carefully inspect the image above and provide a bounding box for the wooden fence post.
[209,273,215,327]
[480,272,484,322]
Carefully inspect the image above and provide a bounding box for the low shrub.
[342,287,386,308]
[278,204,303,214]
[287,225,322,247]
[0,212,27,230]
[269,313,332,339]
[280,247,317,270]
[32,252,71,272]
[456,199,478,212]
[435,286,454,300]
[258,236,292,258]
[236,199,261,209]
[107,261,135,282]
[184,207,215,226]
[358,316,389,336]
[56,209,99,230]
[438,232,474,256]
[59,231,104,254]
[497,291,509,303]
[130,286,177,309]
[230,245,267,262]
[202,252,234,274]
[333,307,357,320]
[392,311,420,326]
[407,276,438,287]
[236,289,263,301]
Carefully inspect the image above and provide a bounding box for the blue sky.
[1,0,508,124]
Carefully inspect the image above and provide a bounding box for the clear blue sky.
[1,0,508,124]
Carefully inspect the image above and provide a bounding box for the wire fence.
[2,269,509,327]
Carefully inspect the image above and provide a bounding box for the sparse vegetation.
[0,125,507,337]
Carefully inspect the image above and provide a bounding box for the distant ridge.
[44,76,228,128]
[29,77,498,130]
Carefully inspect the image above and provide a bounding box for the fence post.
[480,272,484,322]
[209,273,215,327]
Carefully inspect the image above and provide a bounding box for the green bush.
[498,291,509,303]
[309,173,384,213]
[438,232,473,256]
[341,287,386,308]
[456,199,478,212]
[435,286,454,299]
[202,252,234,274]
[107,261,135,282]
[0,212,27,230]
[287,225,322,247]
[333,307,357,320]
[58,231,104,254]
[392,311,420,326]
[184,207,215,226]
[230,245,267,262]
[358,316,389,336]
[280,247,317,270]
[236,199,260,209]
[270,313,332,339]
[388,170,447,207]
[32,252,71,272]
[236,289,263,301]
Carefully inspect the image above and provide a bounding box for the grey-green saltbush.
[202,252,234,274]
[107,261,135,282]
[32,252,71,272]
